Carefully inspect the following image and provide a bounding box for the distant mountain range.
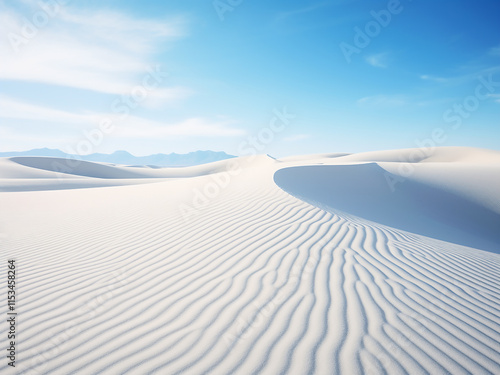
[0,148,236,167]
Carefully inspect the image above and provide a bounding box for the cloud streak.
[0,96,246,140]
[0,2,187,95]
[365,53,389,68]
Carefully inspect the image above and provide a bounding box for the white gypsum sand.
[0,147,499,374]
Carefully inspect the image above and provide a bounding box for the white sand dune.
[274,163,500,252]
[0,156,242,192]
[1,147,499,374]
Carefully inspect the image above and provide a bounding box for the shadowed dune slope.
[274,163,500,253]
[0,156,261,191]
[9,156,155,179]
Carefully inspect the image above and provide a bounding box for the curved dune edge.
[0,148,499,374]
[3,155,245,179]
[273,163,500,253]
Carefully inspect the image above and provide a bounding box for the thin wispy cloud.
[357,95,406,107]
[0,2,187,95]
[488,94,500,104]
[419,65,500,86]
[0,96,245,139]
[489,45,500,56]
[141,87,194,109]
[358,94,459,108]
[420,75,449,83]
[365,53,389,68]
[420,45,500,86]
[115,116,246,138]
[0,127,73,151]
[0,96,94,124]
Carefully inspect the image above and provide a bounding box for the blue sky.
[1,0,499,157]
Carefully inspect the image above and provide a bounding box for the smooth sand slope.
[0,147,499,374]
